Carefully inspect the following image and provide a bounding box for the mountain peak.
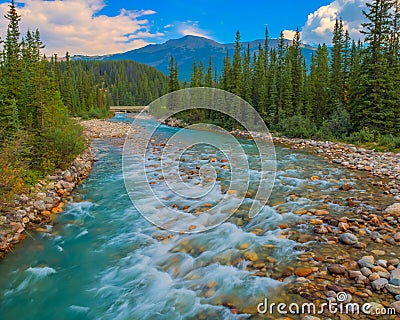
[164,35,223,49]
[73,35,316,81]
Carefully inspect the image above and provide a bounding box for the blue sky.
[0,0,367,55]
[97,0,334,42]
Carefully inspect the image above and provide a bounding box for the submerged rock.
[339,233,358,245]
[390,269,400,286]
[386,284,400,295]
[244,252,258,262]
[358,256,375,269]
[327,264,347,275]
[294,267,313,277]
[340,184,353,191]
[384,203,400,216]
[371,278,388,291]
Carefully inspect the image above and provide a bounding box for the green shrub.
[326,107,352,138]
[278,115,317,139]
[378,134,400,150]
[347,127,375,144]
[37,119,85,174]
[24,169,44,187]
[0,132,30,204]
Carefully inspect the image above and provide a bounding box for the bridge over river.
[110,106,147,113]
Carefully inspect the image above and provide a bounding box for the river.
[0,115,393,320]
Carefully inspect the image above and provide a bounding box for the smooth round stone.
[386,284,400,295]
[358,256,375,269]
[327,264,347,275]
[371,278,388,291]
[368,302,385,315]
[390,269,400,286]
[361,267,372,277]
[302,316,321,320]
[339,233,358,245]
[377,260,388,268]
[369,273,380,281]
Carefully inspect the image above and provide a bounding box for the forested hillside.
[57,58,168,118]
[0,0,167,204]
[170,0,400,149]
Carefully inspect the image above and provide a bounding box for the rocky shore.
[0,118,132,260]
[230,130,400,318]
[81,118,132,139]
[233,130,400,198]
[0,148,94,259]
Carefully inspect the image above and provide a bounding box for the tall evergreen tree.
[309,44,330,126]
[0,0,21,138]
[288,27,305,115]
[330,19,345,108]
[168,56,180,92]
[356,0,398,133]
[205,56,214,87]
[232,31,243,96]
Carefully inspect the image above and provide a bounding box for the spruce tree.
[330,19,345,108]
[205,56,214,87]
[309,45,330,126]
[232,31,243,96]
[0,0,21,138]
[242,44,252,104]
[168,56,180,92]
[289,28,305,115]
[356,0,397,134]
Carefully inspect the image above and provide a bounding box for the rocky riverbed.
[0,118,133,260]
[230,130,400,319]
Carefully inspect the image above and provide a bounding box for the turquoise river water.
[0,115,383,320]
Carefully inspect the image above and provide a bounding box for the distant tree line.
[169,0,400,148]
[0,0,167,202]
[57,58,168,118]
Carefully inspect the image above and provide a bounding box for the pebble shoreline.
[233,130,400,198]
[0,119,132,260]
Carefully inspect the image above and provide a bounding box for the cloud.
[283,29,297,40]
[177,21,210,38]
[0,0,163,56]
[301,0,367,44]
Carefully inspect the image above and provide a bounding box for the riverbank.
[0,118,132,260]
[0,148,94,259]
[233,130,400,199]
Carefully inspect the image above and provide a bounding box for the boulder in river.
[358,256,375,269]
[371,278,388,291]
[390,269,400,286]
[384,203,400,217]
[339,184,353,191]
[386,284,400,295]
[339,233,358,245]
[328,264,347,275]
